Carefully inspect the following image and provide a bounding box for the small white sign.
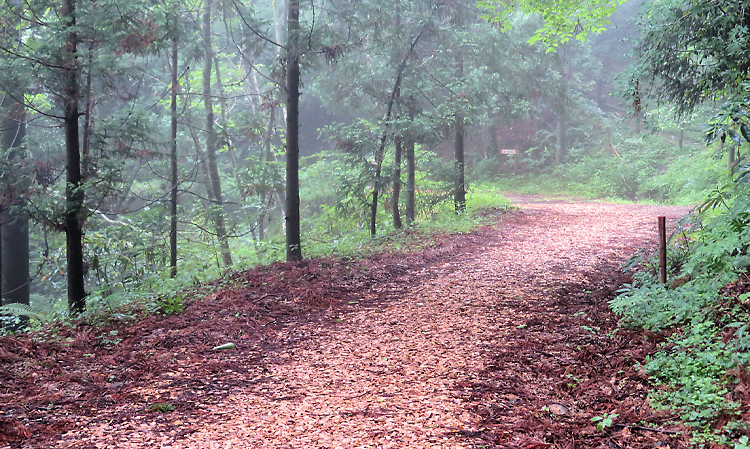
[500,149,517,155]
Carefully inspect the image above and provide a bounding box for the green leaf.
[741,123,750,143]
[146,403,175,413]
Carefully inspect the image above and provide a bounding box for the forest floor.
[0,196,692,449]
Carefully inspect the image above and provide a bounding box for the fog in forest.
[0,0,729,320]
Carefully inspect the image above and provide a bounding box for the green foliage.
[634,0,750,115]
[157,294,185,315]
[488,127,723,204]
[301,184,510,260]
[591,412,619,432]
[611,187,750,444]
[479,0,626,49]
[146,403,175,413]
[0,303,50,325]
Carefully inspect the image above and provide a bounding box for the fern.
[0,303,50,323]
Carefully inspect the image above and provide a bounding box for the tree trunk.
[215,56,244,200]
[554,48,568,165]
[202,1,232,267]
[405,99,416,226]
[392,0,403,232]
[170,38,178,278]
[285,0,302,261]
[454,121,466,213]
[370,30,423,237]
[259,105,276,242]
[392,136,403,229]
[488,113,499,159]
[62,0,86,314]
[555,117,565,164]
[729,140,738,177]
[1,93,30,331]
[81,43,94,178]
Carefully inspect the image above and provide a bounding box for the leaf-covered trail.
[4,199,689,448]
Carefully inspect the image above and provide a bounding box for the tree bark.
[285,0,302,261]
[392,136,403,229]
[170,38,178,278]
[62,0,86,314]
[202,1,232,267]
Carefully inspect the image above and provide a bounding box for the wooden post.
[658,216,667,284]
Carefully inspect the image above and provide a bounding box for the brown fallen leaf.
[548,403,574,417]
[519,439,551,449]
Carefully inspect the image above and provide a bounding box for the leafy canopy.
[478,0,627,48]
[635,0,750,115]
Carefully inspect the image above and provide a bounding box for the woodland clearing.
[1,197,691,448]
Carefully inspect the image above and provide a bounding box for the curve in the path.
[57,201,687,449]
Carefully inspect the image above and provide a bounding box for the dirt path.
[2,199,690,448]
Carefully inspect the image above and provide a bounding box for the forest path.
[5,199,689,449]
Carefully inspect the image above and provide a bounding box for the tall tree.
[285,0,302,261]
[203,0,232,267]
[454,56,466,213]
[1,93,30,326]
[0,0,30,324]
[170,36,179,278]
[62,0,86,314]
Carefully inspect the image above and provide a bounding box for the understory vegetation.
[611,185,750,447]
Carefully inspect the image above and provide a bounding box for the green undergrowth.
[1,186,510,335]
[483,131,724,205]
[611,186,750,447]
[299,184,510,259]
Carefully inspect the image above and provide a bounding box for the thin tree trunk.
[370,30,423,237]
[392,0,404,229]
[285,0,302,261]
[190,126,214,204]
[392,136,403,229]
[114,159,141,213]
[405,98,416,226]
[62,0,86,314]
[259,105,276,241]
[488,113,499,158]
[454,57,466,214]
[555,48,568,165]
[170,38,178,278]
[1,93,30,330]
[730,141,738,177]
[454,121,466,213]
[555,117,565,164]
[203,1,232,267]
[214,56,244,196]
[81,43,94,177]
